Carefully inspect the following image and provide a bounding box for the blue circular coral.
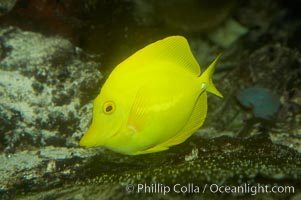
[237,87,281,120]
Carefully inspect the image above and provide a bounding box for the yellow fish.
[80,36,223,155]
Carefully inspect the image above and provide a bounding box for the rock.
[132,0,236,33]
[9,134,301,200]
[0,26,102,152]
[208,19,248,48]
[0,146,100,198]
[0,26,103,198]
[0,0,17,16]
[1,0,301,199]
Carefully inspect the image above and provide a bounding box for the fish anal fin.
[155,93,207,148]
[135,145,169,155]
[137,94,208,154]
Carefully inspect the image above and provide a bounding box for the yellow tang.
[80,36,223,155]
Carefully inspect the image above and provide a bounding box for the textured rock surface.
[10,135,301,200]
[0,0,17,16]
[0,27,102,154]
[0,0,301,199]
[0,26,103,198]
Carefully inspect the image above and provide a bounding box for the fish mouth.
[79,127,105,148]
[79,130,95,147]
[79,125,120,148]
[79,114,125,148]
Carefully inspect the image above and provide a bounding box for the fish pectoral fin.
[127,88,151,133]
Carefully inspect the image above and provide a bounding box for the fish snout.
[79,126,103,148]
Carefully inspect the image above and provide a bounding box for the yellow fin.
[135,145,169,155]
[121,36,201,75]
[137,94,207,154]
[200,54,223,98]
[178,93,207,139]
[127,89,150,133]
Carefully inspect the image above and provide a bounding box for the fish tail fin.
[199,54,223,98]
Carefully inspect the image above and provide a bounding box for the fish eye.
[103,101,115,114]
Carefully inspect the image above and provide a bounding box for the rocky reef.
[0,0,301,200]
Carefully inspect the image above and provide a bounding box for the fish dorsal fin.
[120,36,201,75]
